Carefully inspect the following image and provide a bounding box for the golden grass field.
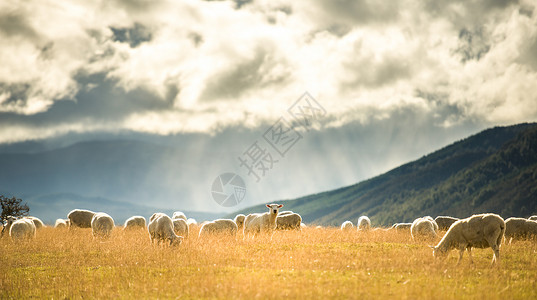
[1,225,536,299]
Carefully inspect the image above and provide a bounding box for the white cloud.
[0,0,536,143]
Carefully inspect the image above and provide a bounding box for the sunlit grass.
[1,226,536,299]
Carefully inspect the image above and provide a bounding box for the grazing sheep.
[391,223,412,231]
[276,213,302,230]
[172,211,187,221]
[26,216,45,229]
[341,221,354,231]
[244,204,283,236]
[435,216,460,231]
[234,214,246,232]
[187,218,197,226]
[91,212,115,238]
[54,219,70,228]
[504,217,537,243]
[10,218,36,241]
[148,214,183,246]
[300,223,307,229]
[2,216,17,237]
[432,213,505,265]
[423,216,439,232]
[124,216,146,230]
[278,211,294,216]
[199,219,238,237]
[357,216,371,231]
[68,209,96,228]
[150,212,167,222]
[173,218,189,239]
[411,217,437,240]
[528,216,537,221]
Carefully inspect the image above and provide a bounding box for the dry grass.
[1,226,536,299]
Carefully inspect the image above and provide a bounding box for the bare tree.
[1,195,30,237]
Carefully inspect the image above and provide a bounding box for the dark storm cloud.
[424,0,519,28]
[110,23,152,47]
[517,37,537,72]
[199,48,291,102]
[314,0,400,25]
[0,82,32,106]
[0,72,174,130]
[0,11,38,40]
[300,0,400,37]
[455,28,491,62]
[108,0,162,13]
[341,55,412,89]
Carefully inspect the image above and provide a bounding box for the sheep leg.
[492,245,500,265]
[466,247,474,264]
[457,246,465,265]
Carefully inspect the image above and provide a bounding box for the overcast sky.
[1,0,537,212]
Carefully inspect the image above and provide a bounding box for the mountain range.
[2,123,536,226]
[230,123,537,226]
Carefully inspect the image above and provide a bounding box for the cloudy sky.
[1,0,537,212]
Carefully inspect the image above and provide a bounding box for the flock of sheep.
[341,213,537,264]
[2,204,537,265]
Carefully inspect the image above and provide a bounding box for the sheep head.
[266,204,283,215]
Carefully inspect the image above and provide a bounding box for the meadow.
[1,226,536,299]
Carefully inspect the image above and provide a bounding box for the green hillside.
[229,123,537,226]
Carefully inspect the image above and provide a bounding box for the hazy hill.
[230,123,537,226]
[0,140,226,224]
[22,193,222,225]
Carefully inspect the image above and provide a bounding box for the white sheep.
[68,209,96,228]
[357,216,371,231]
[300,223,307,229]
[91,212,115,238]
[278,211,294,216]
[411,217,437,240]
[124,216,146,230]
[432,213,505,265]
[234,214,246,232]
[276,213,302,230]
[528,216,537,221]
[54,219,70,228]
[504,217,537,243]
[199,219,238,237]
[244,204,283,237]
[391,223,412,231]
[148,214,183,246]
[150,212,167,222]
[26,216,45,229]
[341,221,354,231]
[423,216,439,232]
[187,218,197,226]
[434,216,459,231]
[2,216,17,237]
[172,211,187,221]
[173,218,189,239]
[10,218,36,241]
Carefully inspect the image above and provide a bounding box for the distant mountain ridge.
[230,123,537,225]
[0,139,226,223]
[15,193,223,225]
